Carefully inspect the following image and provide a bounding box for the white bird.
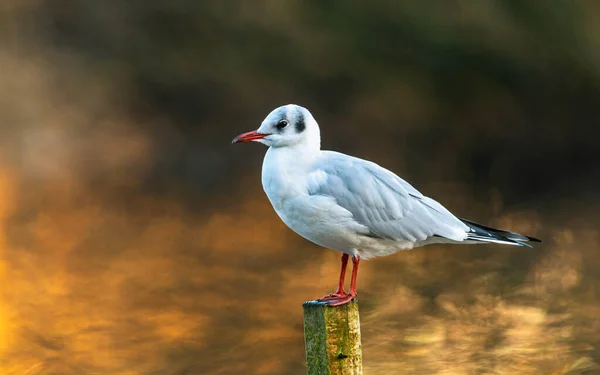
[232,104,540,305]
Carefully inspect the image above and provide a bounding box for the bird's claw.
[326,292,357,306]
[316,291,357,306]
[317,292,347,302]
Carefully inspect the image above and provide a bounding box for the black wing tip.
[460,217,542,245]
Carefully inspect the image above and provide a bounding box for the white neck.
[261,143,320,206]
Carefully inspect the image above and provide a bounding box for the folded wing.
[307,151,470,243]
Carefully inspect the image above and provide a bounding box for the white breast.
[261,148,358,252]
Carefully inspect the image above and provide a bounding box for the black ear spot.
[295,112,306,133]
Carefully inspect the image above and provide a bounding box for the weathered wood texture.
[302,300,363,375]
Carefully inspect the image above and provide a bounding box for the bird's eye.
[276,120,288,130]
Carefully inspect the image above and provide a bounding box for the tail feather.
[460,218,541,247]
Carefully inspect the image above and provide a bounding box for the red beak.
[231,130,269,144]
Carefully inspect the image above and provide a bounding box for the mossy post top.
[303,300,363,375]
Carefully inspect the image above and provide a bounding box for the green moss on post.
[302,300,363,375]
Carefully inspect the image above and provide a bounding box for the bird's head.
[232,104,320,150]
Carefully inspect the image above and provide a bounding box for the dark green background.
[1,1,598,374]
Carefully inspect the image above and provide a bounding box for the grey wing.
[307,152,469,243]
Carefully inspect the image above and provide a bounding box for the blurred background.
[1,1,599,374]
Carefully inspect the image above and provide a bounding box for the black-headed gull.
[232,104,541,306]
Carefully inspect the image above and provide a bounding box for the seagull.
[232,104,541,306]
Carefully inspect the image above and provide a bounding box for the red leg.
[349,254,359,294]
[317,254,349,301]
[326,255,360,306]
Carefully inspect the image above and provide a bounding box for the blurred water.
[1,1,599,374]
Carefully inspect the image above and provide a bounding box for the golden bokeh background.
[1,1,599,374]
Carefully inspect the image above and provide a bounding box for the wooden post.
[302,300,363,375]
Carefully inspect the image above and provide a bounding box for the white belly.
[266,193,416,259]
[272,194,362,253]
